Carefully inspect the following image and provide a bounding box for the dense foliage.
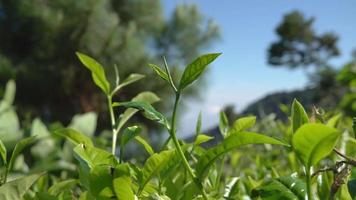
[0,52,355,200]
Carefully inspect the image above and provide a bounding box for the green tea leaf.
[326,114,342,128]
[0,172,44,200]
[9,136,36,170]
[292,124,340,169]
[76,52,110,94]
[48,179,78,196]
[252,174,306,200]
[219,111,229,137]
[113,176,135,200]
[3,80,15,105]
[148,64,169,82]
[231,116,256,133]
[74,144,118,170]
[134,136,154,155]
[179,53,221,90]
[291,99,309,133]
[55,128,93,147]
[121,126,142,147]
[112,73,145,95]
[139,150,176,192]
[194,134,214,145]
[0,138,6,165]
[113,101,170,130]
[347,179,356,198]
[117,92,160,132]
[196,112,202,135]
[196,132,288,179]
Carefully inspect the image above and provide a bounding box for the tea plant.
[0,52,355,200]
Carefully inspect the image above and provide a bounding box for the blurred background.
[0,0,355,142]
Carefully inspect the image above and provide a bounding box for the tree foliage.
[268,10,339,68]
[0,0,219,127]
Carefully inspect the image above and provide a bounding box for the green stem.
[306,167,313,200]
[107,96,118,156]
[170,93,208,200]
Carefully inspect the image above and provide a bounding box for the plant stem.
[306,167,313,200]
[107,96,118,155]
[169,93,208,200]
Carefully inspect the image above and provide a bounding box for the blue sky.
[162,0,356,136]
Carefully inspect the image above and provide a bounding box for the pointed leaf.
[252,174,306,200]
[9,136,36,170]
[292,124,340,169]
[117,92,160,131]
[291,99,309,133]
[231,116,256,133]
[134,136,154,155]
[0,172,44,200]
[179,53,221,90]
[55,128,93,147]
[0,139,6,165]
[113,176,135,200]
[194,134,214,145]
[196,132,288,179]
[148,64,169,82]
[219,111,229,137]
[113,101,170,130]
[76,52,110,94]
[326,114,342,128]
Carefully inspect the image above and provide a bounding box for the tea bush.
[0,52,355,200]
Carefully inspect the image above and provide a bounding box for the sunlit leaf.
[231,116,256,133]
[134,136,154,155]
[219,111,229,137]
[291,99,309,134]
[326,114,342,128]
[194,134,214,145]
[76,52,110,94]
[292,124,340,169]
[55,128,93,147]
[179,53,221,90]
